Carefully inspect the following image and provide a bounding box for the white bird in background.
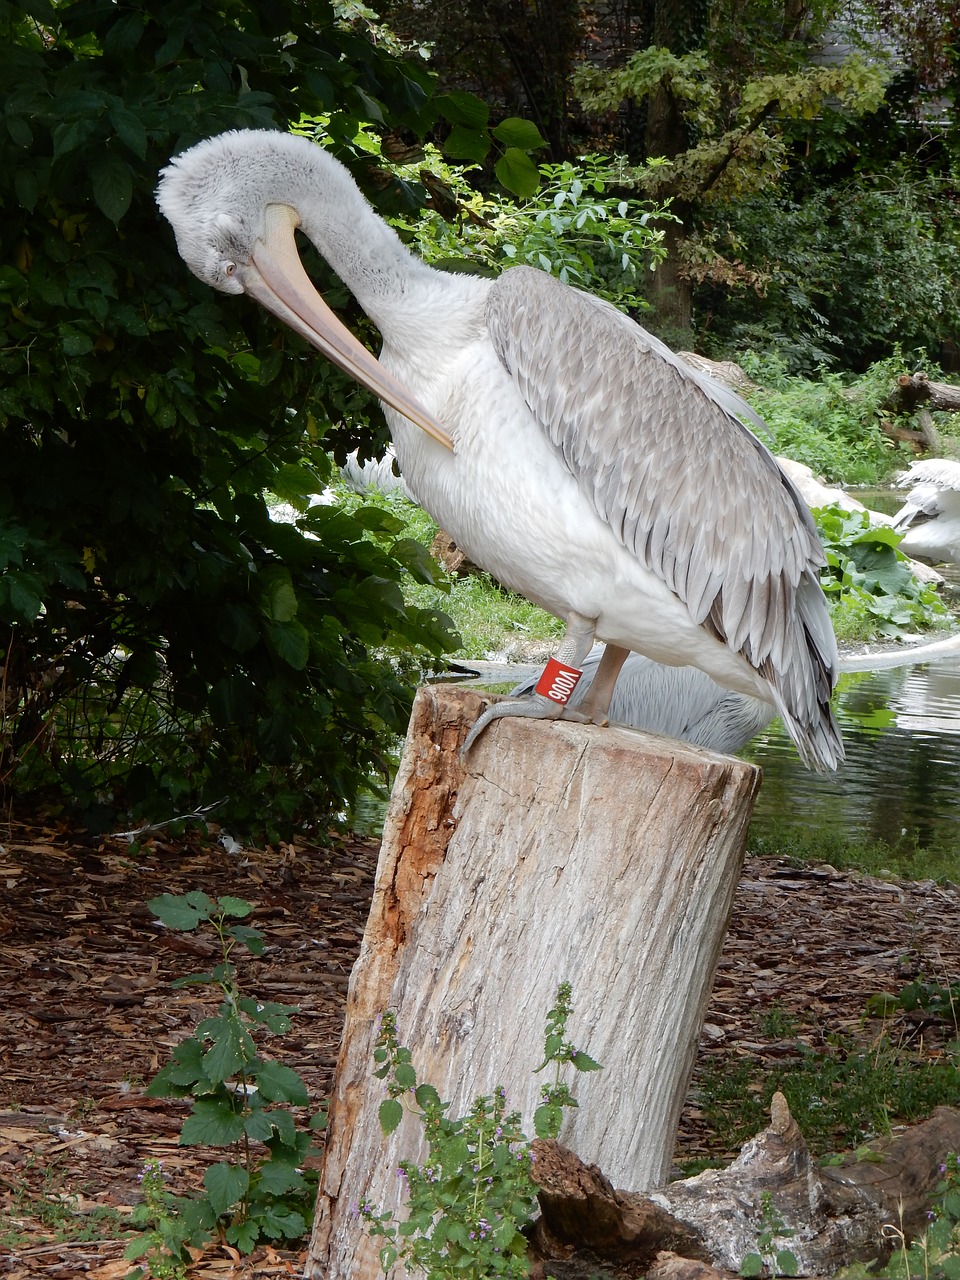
[892,459,960,567]
[156,129,843,771]
[510,645,775,755]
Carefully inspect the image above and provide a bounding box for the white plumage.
[156,128,843,770]
[892,459,960,566]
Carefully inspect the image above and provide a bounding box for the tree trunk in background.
[305,685,760,1279]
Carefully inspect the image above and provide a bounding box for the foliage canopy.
[0,0,471,834]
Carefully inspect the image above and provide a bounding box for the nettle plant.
[361,981,601,1279]
[125,893,324,1276]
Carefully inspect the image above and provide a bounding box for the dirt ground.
[1,811,958,1279]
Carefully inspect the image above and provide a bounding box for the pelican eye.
[223,261,237,277]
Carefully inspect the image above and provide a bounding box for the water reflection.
[745,660,960,852]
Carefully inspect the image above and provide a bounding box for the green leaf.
[225,1217,260,1253]
[740,1253,764,1277]
[379,1098,403,1135]
[414,1083,441,1110]
[492,117,547,150]
[228,924,265,956]
[146,1038,206,1096]
[244,1109,275,1142]
[571,1051,603,1073]
[393,1062,417,1091]
[217,896,254,919]
[203,1161,249,1217]
[262,570,298,622]
[90,154,133,224]
[254,1059,310,1105]
[108,106,148,159]
[148,893,212,931]
[201,1017,257,1083]
[534,1101,562,1140]
[776,1249,799,1276]
[256,1162,309,1195]
[442,124,491,163]
[257,1208,307,1240]
[268,1108,298,1149]
[266,618,310,670]
[495,148,540,198]
[180,1099,247,1146]
[436,90,490,128]
[217,604,261,653]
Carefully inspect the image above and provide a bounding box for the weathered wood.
[305,685,760,1279]
[890,372,960,416]
[529,1095,960,1276]
[527,1139,710,1273]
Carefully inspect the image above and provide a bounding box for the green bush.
[0,0,463,835]
[695,168,960,373]
[739,355,915,484]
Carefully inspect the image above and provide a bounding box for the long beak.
[243,204,454,453]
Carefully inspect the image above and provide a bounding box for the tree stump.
[305,685,761,1279]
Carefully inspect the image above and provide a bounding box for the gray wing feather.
[486,265,841,769]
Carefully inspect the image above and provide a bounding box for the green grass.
[691,1035,960,1171]
[0,1153,125,1250]
[748,824,960,884]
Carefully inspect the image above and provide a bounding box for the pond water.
[742,659,960,854]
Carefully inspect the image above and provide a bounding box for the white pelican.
[156,129,843,771]
[892,459,960,566]
[511,645,775,755]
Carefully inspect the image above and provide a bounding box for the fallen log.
[880,371,960,454]
[528,1094,960,1277]
[305,684,760,1279]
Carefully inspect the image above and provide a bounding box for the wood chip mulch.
[0,812,957,1278]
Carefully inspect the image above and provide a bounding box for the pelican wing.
[486,266,840,766]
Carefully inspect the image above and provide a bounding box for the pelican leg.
[460,613,597,758]
[573,644,630,725]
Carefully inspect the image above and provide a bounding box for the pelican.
[892,459,960,566]
[511,645,775,755]
[156,129,843,771]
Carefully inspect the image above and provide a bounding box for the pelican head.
[156,130,454,450]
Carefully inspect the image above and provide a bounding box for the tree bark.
[305,685,761,1279]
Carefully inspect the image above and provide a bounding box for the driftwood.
[305,685,760,1279]
[527,1094,960,1277]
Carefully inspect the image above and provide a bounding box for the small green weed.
[757,1002,799,1040]
[880,1153,960,1280]
[888,977,960,1041]
[124,893,325,1276]
[0,1153,123,1249]
[362,981,601,1278]
[740,1190,799,1277]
